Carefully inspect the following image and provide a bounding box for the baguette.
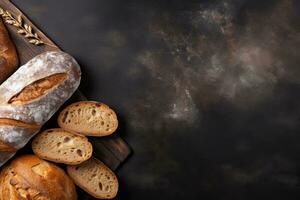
[58,101,118,136]
[67,157,119,199]
[32,128,93,165]
[0,51,81,167]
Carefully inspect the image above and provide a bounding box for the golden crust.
[0,140,16,152]
[0,155,77,200]
[0,18,18,83]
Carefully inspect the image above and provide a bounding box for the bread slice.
[32,128,93,165]
[57,101,118,137]
[67,157,118,199]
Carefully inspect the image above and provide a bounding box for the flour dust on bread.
[0,51,81,124]
[0,51,81,167]
[32,128,93,165]
[67,157,119,199]
[58,101,118,137]
[0,155,77,200]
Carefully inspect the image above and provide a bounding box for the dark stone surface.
[13,0,300,199]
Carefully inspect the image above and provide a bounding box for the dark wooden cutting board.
[0,0,131,172]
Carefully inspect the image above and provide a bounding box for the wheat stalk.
[0,7,44,45]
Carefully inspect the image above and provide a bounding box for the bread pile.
[0,49,120,199]
[0,51,81,167]
[0,17,121,199]
[33,101,120,199]
[0,100,120,199]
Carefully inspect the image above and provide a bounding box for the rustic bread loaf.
[0,18,18,83]
[0,155,77,200]
[0,51,81,167]
[32,128,93,165]
[0,140,15,152]
[67,157,119,199]
[58,101,118,137]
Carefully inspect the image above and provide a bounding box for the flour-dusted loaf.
[0,51,81,167]
[58,101,118,137]
[67,157,119,199]
[0,155,77,200]
[0,18,18,83]
[32,128,93,165]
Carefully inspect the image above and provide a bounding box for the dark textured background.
[13,0,300,199]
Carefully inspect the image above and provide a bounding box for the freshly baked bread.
[67,157,118,199]
[0,51,81,167]
[32,128,93,165]
[0,155,77,200]
[0,18,18,83]
[58,101,118,137]
[0,140,15,152]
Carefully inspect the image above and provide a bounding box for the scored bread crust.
[32,128,93,165]
[0,51,81,124]
[0,155,77,200]
[67,157,119,199]
[0,139,16,152]
[0,51,81,167]
[58,101,118,136]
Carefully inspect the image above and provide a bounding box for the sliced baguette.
[58,101,118,136]
[32,128,93,165]
[67,157,119,199]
